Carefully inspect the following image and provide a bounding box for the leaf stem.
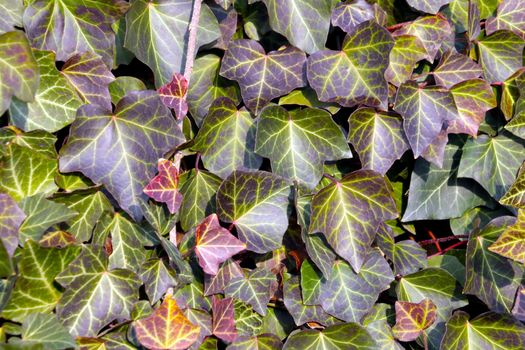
[195,152,201,173]
[428,240,467,258]
[183,0,202,86]
[425,229,441,252]
[419,235,469,246]
[322,173,339,184]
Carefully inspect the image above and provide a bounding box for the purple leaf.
[432,51,482,88]
[144,156,184,214]
[0,193,26,256]
[212,296,237,342]
[331,0,387,34]
[204,259,244,296]
[158,73,189,120]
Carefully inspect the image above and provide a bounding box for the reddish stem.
[419,234,469,246]
[426,229,442,252]
[428,241,467,258]
[386,22,405,32]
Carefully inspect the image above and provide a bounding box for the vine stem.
[183,0,202,86]
[428,241,467,258]
[322,173,339,184]
[419,235,469,246]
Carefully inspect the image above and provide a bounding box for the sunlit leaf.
[11,313,75,350]
[212,296,237,342]
[204,259,244,296]
[0,193,25,257]
[108,76,146,105]
[384,35,427,87]
[500,163,525,208]
[392,299,437,342]
[485,0,525,39]
[144,156,184,215]
[158,73,188,120]
[406,0,451,14]
[432,51,482,88]
[362,304,403,350]
[140,258,178,304]
[0,0,23,35]
[283,323,375,350]
[489,209,525,264]
[233,299,264,337]
[227,334,282,350]
[331,0,387,35]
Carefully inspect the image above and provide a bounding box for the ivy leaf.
[432,51,482,88]
[144,156,184,215]
[257,0,331,54]
[174,280,211,311]
[61,52,114,110]
[125,0,219,86]
[307,20,393,110]
[384,35,427,87]
[309,170,397,272]
[225,268,277,316]
[393,81,457,158]
[300,259,322,305]
[10,50,83,133]
[256,105,351,188]
[319,250,394,322]
[441,311,525,349]
[458,132,525,199]
[108,76,146,105]
[220,39,307,115]
[447,78,497,136]
[59,91,185,221]
[406,0,451,14]
[12,313,75,350]
[489,210,525,264]
[282,323,376,350]
[485,0,525,39]
[477,30,525,84]
[501,163,525,208]
[134,294,200,350]
[362,304,404,350]
[204,259,244,296]
[0,0,23,35]
[195,214,246,275]
[187,54,240,126]
[23,0,127,67]
[140,258,178,304]
[212,296,237,342]
[227,334,282,350]
[233,299,264,336]
[464,216,525,314]
[216,171,291,253]
[0,31,38,115]
[0,193,25,257]
[402,138,490,221]
[0,127,57,159]
[158,73,188,120]
[331,0,387,35]
[513,286,525,321]
[55,245,141,337]
[2,240,80,322]
[392,299,437,342]
[193,98,262,179]
[393,15,452,61]
[348,108,410,175]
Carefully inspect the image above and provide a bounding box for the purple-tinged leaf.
[307,20,393,110]
[309,170,397,272]
[394,81,457,158]
[217,171,291,253]
[195,214,246,275]
[283,323,375,350]
[331,0,387,35]
[59,90,185,221]
[385,35,427,87]
[184,308,213,349]
[393,15,452,61]
[158,73,188,120]
[486,0,525,39]
[0,31,38,115]
[420,128,448,167]
[220,39,306,114]
[61,51,115,110]
[193,98,262,179]
[500,162,525,208]
[489,210,525,264]
[0,193,25,257]
[227,334,282,350]
[144,156,184,215]
[348,108,410,175]
[0,0,23,35]
[212,296,237,342]
[392,299,437,342]
[140,258,178,304]
[513,286,525,321]
[23,0,128,68]
[225,268,277,316]
[432,51,482,88]
[204,259,244,296]
[406,0,451,14]
[209,3,238,50]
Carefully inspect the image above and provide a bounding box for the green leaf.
[348,108,409,175]
[193,98,262,179]
[362,304,404,350]
[125,0,220,86]
[300,259,323,305]
[441,311,525,349]
[449,205,510,236]
[174,279,211,311]
[217,170,292,253]
[309,170,397,272]
[458,132,525,199]
[282,323,376,350]
[384,35,427,87]
[108,76,146,105]
[0,193,25,257]
[2,240,80,322]
[227,334,282,350]
[0,0,23,35]
[278,88,340,114]
[225,268,277,316]
[489,209,525,264]
[0,31,38,115]
[233,299,264,337]
[464,216,525,313]
[307,20,393,109]
[500,163,525,208]
[0,127,57,160]
[9,49,83,132]
[204,259,244,296]
[319,250,394,322]
[140,258,177,304]
[256,105,351,189]
[56,245,141,337]
[12,313,75,350]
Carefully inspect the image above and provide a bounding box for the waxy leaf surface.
[392,299,437,341]
[485,0,525,39]
[144,157,184,214]
[283,323,375,350]
[432,51,482,88]
[212,296,237,342]
[0,193,25,257]
[384,35,427,87]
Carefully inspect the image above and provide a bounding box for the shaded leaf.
[513,286,525,321]
[204,259,244,296]
[144,156,184,215]
[283,323,375,350]
[489,209,525,264]
[140,258,178,304]
[212,296,237,342]
[225,268,277,316]
[227,334,282,350]
[14,313,75,350]
[158,73,188,120]
[300,259,323,305]
[0,193,25,257]
[392,299,437,342]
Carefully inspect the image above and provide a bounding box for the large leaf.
[23,0,127,67]
[282,323,375,350]
[134,294,200,350]
[12,313,75,350]
[309,169,397,272]
[55,245,141,337]
[220,39,307,115]
[464,216,524,314]
[0,193,25,257]
[257,0,331,54]
[307,20,393,110]
[348,108,410,175]
[319,250,394,322]
[125,0,220,86]
[485,0,525,39]
[2,240,80,322]
[489,209,525,264]
[441,311,525,349]
[256,105,351,188]
[384,35,427,87]
[458,132,525,199]
[216,171,291,253]
[193,97,262,179]
[59,90,185,221]
[0,31,38,115]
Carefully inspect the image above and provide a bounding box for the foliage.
[0,0,524,349]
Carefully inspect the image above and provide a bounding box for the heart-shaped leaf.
[158,73,188,120]
[392,299,437,342]
[225,268,277,316]
[144,156,184,214]
[489,210,525,264]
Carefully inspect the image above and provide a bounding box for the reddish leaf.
[392,298,437,342]
[143,155,183,214]
[134,294,200,350]
[195,214,246,275]
[158,73,188,120]
[212,296,237,342]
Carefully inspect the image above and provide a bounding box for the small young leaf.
[392,299,437,342]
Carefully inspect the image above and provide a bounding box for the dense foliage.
[0,0,524,349]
